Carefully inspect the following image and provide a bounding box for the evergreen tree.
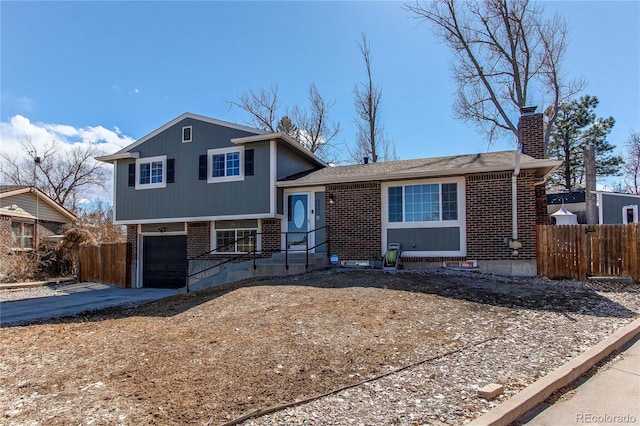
[546,95,623,189]
[276,115,300,141]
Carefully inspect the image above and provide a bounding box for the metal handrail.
[186,225,330,292]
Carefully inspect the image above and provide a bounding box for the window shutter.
[167,159,175,183]
[245,149,254,176]
[199,154,207,180]
[128,163,135,187]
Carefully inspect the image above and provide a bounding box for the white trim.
[113,212,271,225]
[210,220,260,254]
[622,205,639,224]
[135,155,167,190]
[112,160,118,222]
[282,189,324,252]
[381,177,466,258]
[270,140,277,216]
[182,125,192,143]
[207,146,244,183]
[597,193,604,225]
[136,224,142,288]
[95,152,140,163]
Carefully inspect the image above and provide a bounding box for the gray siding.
[387,227,461,251]
[114,119,271,222]
[601,194,640,224]
[277,144,318,180]
[0,193,71,223]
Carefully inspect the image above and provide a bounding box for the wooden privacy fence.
[80,243,132,288]
[537,224,640,282]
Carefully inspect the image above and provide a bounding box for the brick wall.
[326,182,381,261]
[126,225,137,261]
[38,220,64,239]
[187,222,210,258]
[465,171,537,260]
[261,219,281,254]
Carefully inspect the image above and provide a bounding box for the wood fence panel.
[80,243,131,288]
[537,224,639,283]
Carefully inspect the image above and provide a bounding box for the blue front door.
[287,193,308,250]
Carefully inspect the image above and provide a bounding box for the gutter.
[509,145,523,255]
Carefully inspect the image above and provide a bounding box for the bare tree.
[353,33,394,163]
[228,84,281,132]
[0,136,109,212]
[623,130,640,194]
[405,0,585,148]
[293,84,341,161]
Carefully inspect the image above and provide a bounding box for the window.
[135,156,167,189]
[182,126,192,143]
[213,220,258,253]
[11,222,34,249]
[388,182,458,223]
[207,147,244,183]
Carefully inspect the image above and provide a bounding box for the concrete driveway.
[0,283,183,326]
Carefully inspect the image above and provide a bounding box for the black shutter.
[167,159,175,183]
[245,149,254,176]
[199,154,207,180]
[128,163,135,187]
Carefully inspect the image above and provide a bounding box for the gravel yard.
[1,269,639,425]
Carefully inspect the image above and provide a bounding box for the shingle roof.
[278,150,560,187]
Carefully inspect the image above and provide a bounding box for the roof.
[277,151,561,187]
[0,185,77,221]
[231,132,327,168]
[96,112,267,163]
[0,204,37,220]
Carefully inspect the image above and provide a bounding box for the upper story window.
[207,147,243,183]
[182,126,192,143]
[388,182,458,223]
[135,155,167,190]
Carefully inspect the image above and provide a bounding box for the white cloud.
[0,115,135,204]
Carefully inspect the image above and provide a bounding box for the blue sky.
[1,1,639,199]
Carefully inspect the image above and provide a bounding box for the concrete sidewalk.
[522,336,640,425]
[0,282,183,325]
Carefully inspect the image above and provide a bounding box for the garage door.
[143,235,187,288]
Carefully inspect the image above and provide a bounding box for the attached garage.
[143,235,187,288]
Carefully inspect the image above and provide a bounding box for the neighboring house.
[547,189,640,224]
[97,110,560,288]
[0,185,76,250]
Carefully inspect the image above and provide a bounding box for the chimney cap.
[520,106,538,115]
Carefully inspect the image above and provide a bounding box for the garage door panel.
[143,236,187,288]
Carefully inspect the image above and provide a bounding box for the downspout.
[510,144,522,255]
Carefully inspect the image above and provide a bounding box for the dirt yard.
[1,269,639,425]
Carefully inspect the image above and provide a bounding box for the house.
[97,110,560,289]
[547,189,640,224]
[0,185,77,250]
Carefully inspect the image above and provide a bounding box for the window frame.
[135,155,167,190]
[381,177,466,258]
[387,181,460,224]
[207,147,244,183]
[11,221,35,250]
[182,126,192,143]
[211,221,259,254]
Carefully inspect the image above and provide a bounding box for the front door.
[287,193,309,251]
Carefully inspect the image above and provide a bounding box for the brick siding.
[187,222,210,258]
[326,182,381,261]
[126,225,137,261]
[466,171,537,260]
[261,219,281,254]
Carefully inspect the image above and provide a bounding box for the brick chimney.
[518,106,545,160]
[518,106,550,225]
